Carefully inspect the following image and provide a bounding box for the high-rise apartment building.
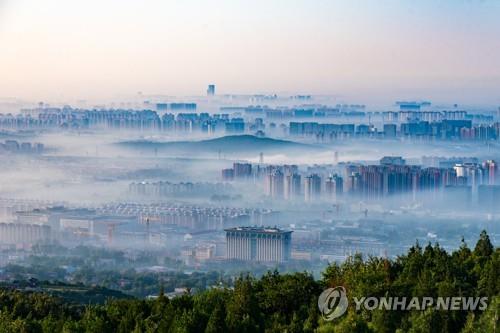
[325,175,343,200]
[233,163,252,179]
[265,170,284,199]
[482,160,498,185]
[284,173,301,200]
[304,174,322,202]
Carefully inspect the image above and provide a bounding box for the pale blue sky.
[0,0,499,105]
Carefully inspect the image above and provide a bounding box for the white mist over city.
[0,1,499,332]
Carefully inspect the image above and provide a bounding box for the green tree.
[474,230,494,258]
[226,275,262,333]
[204,303,226,333]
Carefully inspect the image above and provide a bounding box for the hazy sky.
[0,0,499,105]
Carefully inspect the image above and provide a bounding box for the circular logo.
[318,286,348,320]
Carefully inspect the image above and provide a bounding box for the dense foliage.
[0,231,498,332]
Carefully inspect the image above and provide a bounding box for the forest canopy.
[0,231,498,333]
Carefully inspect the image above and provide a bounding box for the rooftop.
[224,226,292,234]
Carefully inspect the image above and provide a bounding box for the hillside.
[117,135,319,155]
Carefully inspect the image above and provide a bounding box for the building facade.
[225,227,292,262]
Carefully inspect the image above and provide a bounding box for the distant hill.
[0,280,133,304]
[117,135,320,155]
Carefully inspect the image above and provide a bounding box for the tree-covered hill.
[0,231,498,332]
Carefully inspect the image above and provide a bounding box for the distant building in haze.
[233,163,252,179]
[265,169,284,199]
[207,84,215,96]
[482,160,498,185]
[380,156,406,166]
[325,175,343,200]
[284,173,301,200]
[304,174,322,202]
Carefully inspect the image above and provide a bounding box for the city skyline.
[0,0,499,105]
[0,2,499,331]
